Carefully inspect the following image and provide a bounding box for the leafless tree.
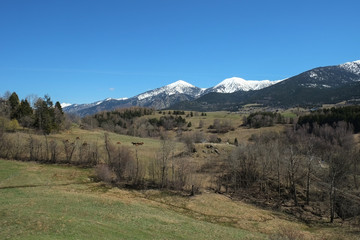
[62,139,76,163]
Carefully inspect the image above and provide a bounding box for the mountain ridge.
[64,60,360,116]
[63,77,279,116]
[170,60,360,111]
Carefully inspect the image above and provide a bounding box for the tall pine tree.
[8,92,20,119]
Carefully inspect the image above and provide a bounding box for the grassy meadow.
[1,158,358,240]
[0,159,258,239]
[1,110,359,239]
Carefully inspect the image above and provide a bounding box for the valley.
[1,103,360,239]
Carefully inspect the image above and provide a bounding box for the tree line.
[0,92,66,134]
[298,106,360,133]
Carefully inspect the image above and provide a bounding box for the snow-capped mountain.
[171,60,360,111]
[339,60,360,75]
[62,78,283,116]
[63,80,204,116]
[136,80,203,100]
[63,60,360,115]
[204,77,281,94]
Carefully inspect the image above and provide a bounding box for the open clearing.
[1,159,358,240]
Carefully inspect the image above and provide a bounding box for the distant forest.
[298,106,360,133]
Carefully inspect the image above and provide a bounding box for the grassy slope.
[0,159,258,240]
[1,159,357,240]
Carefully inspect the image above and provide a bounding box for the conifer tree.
[18,99,34,127]
[8,92,20,119]
[54,101,64,131]
[34,97,53,134]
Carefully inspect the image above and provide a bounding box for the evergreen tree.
[18,99,34,127]
[53,101,64,131]
[34,97,53,134]
[8,92,20,119]
[55,101,64,114]
[18,100,33,117]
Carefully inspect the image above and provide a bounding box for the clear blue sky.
[1,0,359,104]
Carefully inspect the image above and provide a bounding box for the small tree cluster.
[244,112,286,128]
[1,92,65,134]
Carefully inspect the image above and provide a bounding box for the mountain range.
[64,60,360,116]
[171,60,360,111]
[63,78,279,116]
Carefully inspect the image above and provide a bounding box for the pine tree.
[8,92,20,119]
[53,101,64,131]
[34,96,54,134]
[18,99,34,127]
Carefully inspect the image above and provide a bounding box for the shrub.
[95,164,115,183]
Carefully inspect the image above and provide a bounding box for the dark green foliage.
[8,92,20,119]
[84,107,188,135]
[17,99,34,127]
[298,106,360,133]
[94,107,154,125]
[0,92,64,134]
[172,110,185,115]
[55,101,64,114]
[18,100,33,117]
[34,98,54,134]
[245,112,284,128]
[33,95,65,134]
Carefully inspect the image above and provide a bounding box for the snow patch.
[309,71,318,79]
[209,77,280,93]
[61,103,72,108]
[137,80,200,100]
[339,60,360,75]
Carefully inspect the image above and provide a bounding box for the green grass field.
[0,159,259,240]
[1,159,357,240]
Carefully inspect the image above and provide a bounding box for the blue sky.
[1,0,359,104]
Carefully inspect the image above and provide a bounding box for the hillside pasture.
[1,159,357,240]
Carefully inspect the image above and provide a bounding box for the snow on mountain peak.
[211,77,279,93]
[61,103,72,108]
[137,80,200,100]
[339,60,360,75]
[167,80,195,88]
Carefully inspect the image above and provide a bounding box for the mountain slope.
[64,60,360,115]
[171,60,360,111]
[204,77,281,94]
[64,80,203,116]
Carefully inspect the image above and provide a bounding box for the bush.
[95,164,115,183]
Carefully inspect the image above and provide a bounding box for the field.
[1,159,358,240]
